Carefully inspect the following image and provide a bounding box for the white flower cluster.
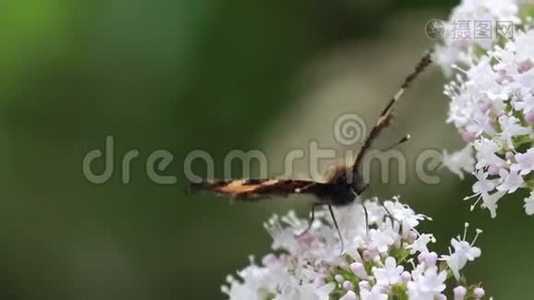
[222,198,484,300]
[442,28,534,217]
[434,0,519,75]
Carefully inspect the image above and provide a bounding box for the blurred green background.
[1,0,533,299]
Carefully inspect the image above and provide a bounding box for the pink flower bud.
[342,280,354,290]
[417,251,438,266]
[526,111,534,124]
[426,252,438,265]
[359,280,370,291]
[488,164,500,175]
[474,287,485,298]
[349,262,367,279]
[454,286,467,300]
[401,271,411,282]
[363,249,378,261]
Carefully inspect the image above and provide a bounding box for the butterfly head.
[326,166,367,204]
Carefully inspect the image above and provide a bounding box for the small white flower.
[443,225,482,279]
[372,257,404,286]
[498,115,530,149]
[408,266,447,300]
[524,192,534,215]
[442,145,475,180]
[222,264,275,300]
[442,252,463,280]
[264,214,302,255]
[474,139,505,169]
[368,227,397,254]
[481,190,506,218]
[407,234,435,255]
[451,238,482,261]
[384,199,427,228]
[496,168,524,193]
[472,169,498,196]
[359,286,388,300]
[511,149,534,175]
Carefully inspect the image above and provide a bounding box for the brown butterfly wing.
[189,179,331,200]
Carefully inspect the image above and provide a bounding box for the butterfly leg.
[296,182,317,193]
[383,205,403,234]
[327,204,344,255]
[297,203,322,237]
[362,203,369,234]
[351,189,369,234]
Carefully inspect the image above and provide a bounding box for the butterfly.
[189,51,433,252]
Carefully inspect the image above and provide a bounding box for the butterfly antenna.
[383,134,411,151]
[352,50,433,178]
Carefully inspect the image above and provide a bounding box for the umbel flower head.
[442,28,534,217]
[222,197,485,300]
[434,0,519,75]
